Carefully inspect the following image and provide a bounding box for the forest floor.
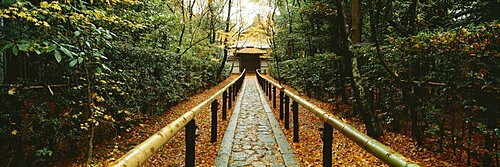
[261,74,463,166]
[67,74,240,166]
[67,73,464,166]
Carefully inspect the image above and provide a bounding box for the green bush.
[271,53,340,101]
[270,23,499,163]
[0,0,231,165]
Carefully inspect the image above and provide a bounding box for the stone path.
[215,76,298,167]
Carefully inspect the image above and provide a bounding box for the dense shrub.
[0,43,228,165]
[0,0,231,165]
[271,23,499,164]
[271,53,341,101]
[0,44,228,165]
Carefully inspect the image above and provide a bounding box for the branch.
[372,1,403,84]
[165,3,175,13]
[400,80,500,92]
[177,35,210,58]
[380,12,410,36]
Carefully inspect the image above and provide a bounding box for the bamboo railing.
[110,70,246,167]
[256,70,420,167]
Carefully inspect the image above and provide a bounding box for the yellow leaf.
[105,157,116,163]
[8,87,16,95]
[90,0,93,5]
[11,130,17,135]
[40,1,49,8]
[96,96,105,102]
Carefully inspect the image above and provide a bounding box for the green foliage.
[273,1,341,59]
[271,22,499,165]
[271,0,499,164]
[271,53,341,101]
[0,0,230,165]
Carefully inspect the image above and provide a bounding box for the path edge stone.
[214,78,248,166]
[255,77,300,167]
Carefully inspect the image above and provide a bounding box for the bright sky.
[191,0,276,28]
[231,0,274,27]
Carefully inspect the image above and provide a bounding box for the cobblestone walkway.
[215,76,298,167]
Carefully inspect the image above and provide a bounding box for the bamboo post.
[280,91,284,120]
[265,80,268,95]
[258,74,261,86]
[238,76,242,92]
[273,87,277,108]
[262,79,265,91]
[185,120,196,167]
[323,122,333,167]
[292,101,299,142]
[228,86,232,109]
[266,81,269,96]
[285,95,290,129]
[268,83,272,100]
[232,85,236,101]
[233,82,236,96]
[222,91,227,120]
[235,80,239,97]
[264,80,266,90]
[259,76,265,89]
[259,75,261,85]
[234,82,238,97]
[210,100,218,143]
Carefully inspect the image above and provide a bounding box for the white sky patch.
[241,1,269,25]
[189,0,277,30]
[225,0,276,28]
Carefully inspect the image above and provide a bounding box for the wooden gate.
[239,54,260,73]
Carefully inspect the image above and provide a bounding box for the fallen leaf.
[8,87,16,95]
[11,130,17,136]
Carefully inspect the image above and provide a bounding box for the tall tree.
[334,0,383,138]
[216,0,232,81]
[351,0,361,44]
[285,0,294,59]
[369,0,423,145]
[407,0,418,35]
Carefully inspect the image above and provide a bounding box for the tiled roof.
[230,40,270,49]
[236,48,267,54]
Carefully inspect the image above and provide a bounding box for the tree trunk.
[8,93,24,166]
[216,0,232,81]
[271,0,282,83]
[176,2,186,54]
[407,0,418,35]
[85,62,95,165]
[208,0,216,44]
[351,0,361,44]
[286,0,294,59]
[410,86,424,145]
[371,0,423,141]
[334,0,383,138]
[409,57,425,145]
[480,91,498,166]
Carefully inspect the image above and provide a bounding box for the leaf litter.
[69,75,239,166]
[261,74,454,167]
